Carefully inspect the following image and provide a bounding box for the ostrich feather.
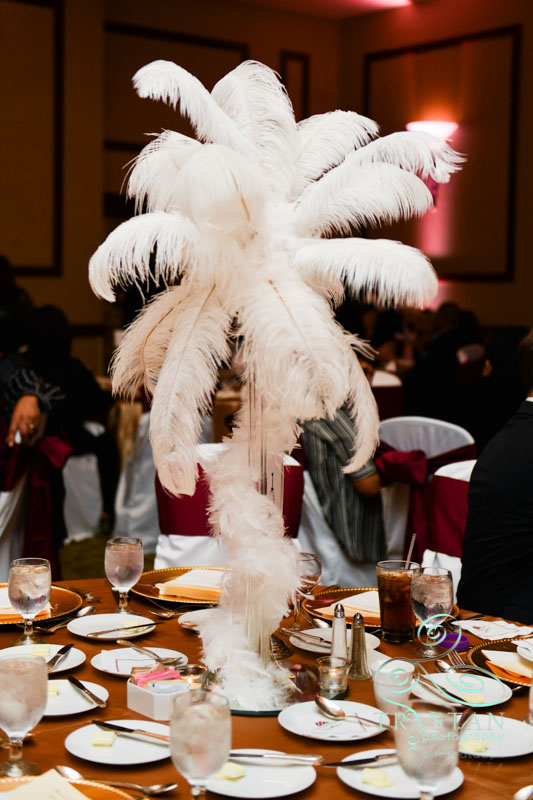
[237,269,354,421]
[294,110,379,195]
[294,237,438,308]
[133,60,253,156]
[343,348,380,473]
[110,286,184,400]
[150,287,232,496]
[88,211,225,301]
[127,130,203,213]
[211,60,297,197]
[294,162,433,237]
[350,130,465,182]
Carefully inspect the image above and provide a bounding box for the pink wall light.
[406,120,459,140]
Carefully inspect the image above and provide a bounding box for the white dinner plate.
[337,748,464,798]
[67,613,155,640]
[91,646,187,677]
[288,628,381,655]
[64,719,170,765]
[516,643,533,663]
[1,643,86,673]
[459,714,533,758]
[45,680,109,716]
[411,672,512,708]
[278,700,389,741]
[206,749,316,798]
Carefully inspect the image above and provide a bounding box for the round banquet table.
[0,577,530,800]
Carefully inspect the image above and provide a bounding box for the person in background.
[0,255,34,351]
[457,328,533,623]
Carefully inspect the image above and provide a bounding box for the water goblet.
[411,566,453,658]
[0,655,48,776]
[525,678,533,725]
[291,552,322,631]
[395,702,459,800]
[8,557,51,645]
[170,689,231,799]
[104,537,143,613]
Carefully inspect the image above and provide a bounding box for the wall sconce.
[406,120,459,205]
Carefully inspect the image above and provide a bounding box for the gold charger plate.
[468,637,532,687]
[0,584,82,625]
[0,776,134,799]
[302,587,459,627]
[131,566,226,605]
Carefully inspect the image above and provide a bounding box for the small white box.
[127,679,190,721]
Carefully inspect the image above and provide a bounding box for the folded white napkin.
[319,591,380,619]
[481,649,533,679]
[156,569,226,601]
[0,587,50,616]
[454,619,533,640]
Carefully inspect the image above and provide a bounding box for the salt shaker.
[331,603,347,658]
[348,612,371,680]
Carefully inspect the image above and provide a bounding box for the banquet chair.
[154,444,303,568]
[377,416,475,561]
[0,474,27,580]
[371,370,405,421]
[422,458,476,601]
[63,422,105,542]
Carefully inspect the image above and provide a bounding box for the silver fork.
[448,650,466,667]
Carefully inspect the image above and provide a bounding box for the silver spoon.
[314,695,393,732]
[29,605,96,634]
[55,765,178,796]
[512,787,533,800]
[116,639,186,666]
[436,658,524,694]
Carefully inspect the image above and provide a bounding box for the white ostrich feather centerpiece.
[89,59,463,710]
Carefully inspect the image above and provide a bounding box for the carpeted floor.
[59,535,155,580]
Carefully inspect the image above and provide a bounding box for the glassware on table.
[8,557,51,645]
[104,537,144,613]
[526,679,533,725]
[291,552,322,631]
[170,689,231,799]
[394,703,459,800]
[411,567,453,658]
[316,655,350,699]
[371,659,415,714]
[376,559,420,644]
[0,655,47,776]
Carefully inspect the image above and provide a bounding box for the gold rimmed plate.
[131,566,226,605]
[0,584,82,625]
[468,638,532,687]
[0,776,135,799]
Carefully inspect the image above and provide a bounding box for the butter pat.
[32,645,50,656]
[362,768,394,788]
[47,682,60,696]
[92,729,116,747]
[461,693,485,705]
[461,738,489,754]
[216,762,246,781]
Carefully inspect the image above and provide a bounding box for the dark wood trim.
[104,139,146,152]
[104,20,249,61]
[71,324,106,338]
[9,0,63,277]
[104,192,136,219]
[280,50,310,120]
[363,25,522,284]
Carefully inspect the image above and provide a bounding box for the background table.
[0,578,530,800]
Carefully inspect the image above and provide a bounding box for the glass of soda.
[376,560,420,644]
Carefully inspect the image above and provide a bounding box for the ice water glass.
[395,705,458,799]
[104,537,143,613]
[411,567,453,658]
[291,552,322,631]
[0,655,47,776]
[170,690,231,798]
[526,678,533,725]
[8,557,51,645]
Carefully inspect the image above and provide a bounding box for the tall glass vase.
[244,381,284,665]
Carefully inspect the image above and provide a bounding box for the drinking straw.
[405,533,416,568]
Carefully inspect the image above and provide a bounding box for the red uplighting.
[406,120,459,140]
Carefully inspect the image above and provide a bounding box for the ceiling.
[237,0,414,20]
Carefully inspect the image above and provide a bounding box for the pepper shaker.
[331,603,347,658]
[348,612,371,680]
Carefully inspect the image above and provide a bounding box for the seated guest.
[457,329,533,623]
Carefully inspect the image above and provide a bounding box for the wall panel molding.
[280,49,310,121]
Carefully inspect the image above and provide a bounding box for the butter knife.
[92,719,169,743]
[417,677,465,706]
[280,628,330,646]
[86,620,166,638]
[67,677,107,708]
[324,753,398,768]
[229,751,324,765]
[46,644,74,673]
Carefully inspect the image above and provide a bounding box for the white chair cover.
[378,416,475,560]
[372,370,402,387]
[298,472,377,587]
[63,422,105,543]
[0,475,27,580]
[433,459,476,482]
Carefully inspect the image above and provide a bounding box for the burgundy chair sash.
[427,474,470,558]
[156,463,304,539]
[372,386,405,421]
[375,441,476,560]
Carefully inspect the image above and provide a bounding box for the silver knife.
[86,620,166,638]
[280,628,331,646]
[417,677,465,706]
[229,751,324,765]
[46,644,74,673]
[324,754,398,768]
[92,719,169,743]
[67,677,107,709]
